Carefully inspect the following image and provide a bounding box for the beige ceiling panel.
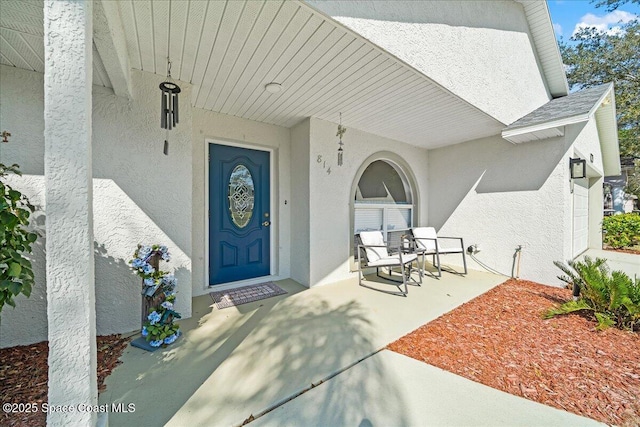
[201,0,272,111]
[218,1,298,114]
[224,5,315,117]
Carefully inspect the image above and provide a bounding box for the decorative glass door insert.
[228,165,255,228]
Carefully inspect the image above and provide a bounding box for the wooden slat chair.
[411,227,467,277]
[356,231,421,296]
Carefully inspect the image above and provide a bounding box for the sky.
[547,0,640,41]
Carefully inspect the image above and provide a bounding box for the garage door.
[573,179,589,257]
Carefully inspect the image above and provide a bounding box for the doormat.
[209,282,287,309]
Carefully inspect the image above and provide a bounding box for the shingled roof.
[504,84,612,131]
[501,82,620,176]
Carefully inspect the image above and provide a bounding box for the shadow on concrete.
[103,282,409,427]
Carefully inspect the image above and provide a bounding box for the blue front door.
[209,144,270,285]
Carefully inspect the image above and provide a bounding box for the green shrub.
[602,213,640,248]
[0,164,38,312]
[546,257,640,331]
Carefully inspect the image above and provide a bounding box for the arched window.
[354,159,415,246]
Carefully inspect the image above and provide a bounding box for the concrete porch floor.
[98,268,595,426]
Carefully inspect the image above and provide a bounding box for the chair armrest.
[414,237,439,249]
[436,236,464,249]
[357,244,394,264]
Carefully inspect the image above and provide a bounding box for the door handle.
[262,221,271,227]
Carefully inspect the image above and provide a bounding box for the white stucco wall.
[307,117,429,287]
[428,133,573,286]
[191,109,291,295]
[0,66,193,347]
[572,119,604,177]
[306,0,550,124]
[290,119,311,286]
[0,67,45,174]
[92,70,192,332]
[0,67,49,346]
[562,120,606,256]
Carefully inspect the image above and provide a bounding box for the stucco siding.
[191,109,291,295]
[0,66,193,347]
[306,0,550,124]
[0,66,45,175]
[428,133,571,286]
[571,119,605,177]
[566,120,605,254]
[307,117,429,287]
[290,119,311,286]
[92,70,193,333]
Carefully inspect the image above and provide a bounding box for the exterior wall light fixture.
[570,157,586,179]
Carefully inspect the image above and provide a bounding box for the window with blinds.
[354,160,414,242]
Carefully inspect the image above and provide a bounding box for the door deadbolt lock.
[262,221,271,227]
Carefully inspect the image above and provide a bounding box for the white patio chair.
[356,231,421,296]
[410,227,467,277]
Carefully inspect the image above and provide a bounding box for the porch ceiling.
[0,0,113,88]
[0,0,505,149]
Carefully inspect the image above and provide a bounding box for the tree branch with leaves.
[0,163,38,313]
[559,19,639,158]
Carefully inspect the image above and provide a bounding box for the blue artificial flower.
[161,252,171,261]
[142,264,155,275]
[147,311,161,325]
[138,245,152,259]
[141,326,148,337]
[131,258,145,268]
[159,245,168,253]
[164,291,175,298]
[161,301,174,310]
[164,334,178,345]
[149,339,163,347]
[144,278,154,287]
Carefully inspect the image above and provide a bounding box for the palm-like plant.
[546,257,640,331]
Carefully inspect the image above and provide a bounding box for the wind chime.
[160,59,180,155]
[337,112,346,166]
[159,0,179,155]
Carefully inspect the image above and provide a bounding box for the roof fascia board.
[516,0,569,97]
[502,113,589,138]
[93,0,132,98]
[503,83,615,139]
[596,84,621,176]
[587,82,614,117]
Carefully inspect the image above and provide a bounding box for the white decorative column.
[44,1,96,426]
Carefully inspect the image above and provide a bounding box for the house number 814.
[316,155,331,174]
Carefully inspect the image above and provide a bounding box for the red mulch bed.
[388,279,640,426]
[0,335,130,427]
[604,247,640,255]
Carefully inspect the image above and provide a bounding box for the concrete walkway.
[99,269,601,426]
[253,350,603,427]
